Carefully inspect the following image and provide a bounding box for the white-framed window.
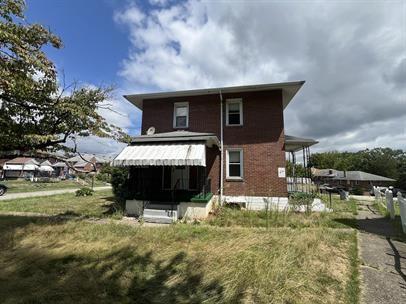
[226,148,243,179]
[173,102,189,128]
[226,98,243,126]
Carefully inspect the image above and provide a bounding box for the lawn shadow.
[0,214,76,236]
[0,216,226,303]
[55,210,82,218]
[0,248,226,303]
[332,218,359,229]
[334,217,403,238]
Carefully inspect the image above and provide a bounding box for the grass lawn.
[0,190,119,218]
[2,179,107,194]
[0,215,359,304]
[0,192,360,303]
[207,196,359,229]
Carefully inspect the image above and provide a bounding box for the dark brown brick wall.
[141,89,287,197]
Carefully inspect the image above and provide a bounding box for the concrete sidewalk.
[0,186,111,200]
[356,199,406,303]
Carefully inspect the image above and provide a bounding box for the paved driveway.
[0,186,111,200]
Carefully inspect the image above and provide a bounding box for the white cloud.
[115,0,406,152]
[65,136,127,156]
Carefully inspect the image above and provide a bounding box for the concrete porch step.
[146,203,178,210]
[143,208,177,224]
[144,208,177,217]
[143,214,174,224]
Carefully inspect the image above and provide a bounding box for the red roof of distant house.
[6,157,36,164]
[0,159,10,167]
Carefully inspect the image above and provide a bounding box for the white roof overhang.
[3,164,23,170]
[124,81,305,111]
[285,135,318,152]
[23,164,38,170]
[3,164,38,170]
[112,143,206,167]
[38,165,54,172]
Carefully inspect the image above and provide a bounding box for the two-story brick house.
[113,81,316,222]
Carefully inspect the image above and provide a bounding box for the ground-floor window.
[226,149,243,179]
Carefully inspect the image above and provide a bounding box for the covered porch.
[285,135,318,193]
[112,131,220,222]
[126,165,212,203]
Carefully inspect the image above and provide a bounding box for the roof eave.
[132,136,220,148]
[124,81,305,111]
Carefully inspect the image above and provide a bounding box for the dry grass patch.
[0,216,357,304]
[207,197,358,229]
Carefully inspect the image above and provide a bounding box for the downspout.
[219,90,224,205]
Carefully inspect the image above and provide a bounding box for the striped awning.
[112,143,206,167]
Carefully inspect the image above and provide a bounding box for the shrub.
[75,187,94,197]
[110,167,131,206]
[96,173,111,183]
[77,173,87,180]
[96,164,114,183]
[289,192,317,213]
[350,186,364,195]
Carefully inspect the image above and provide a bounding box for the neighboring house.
[66,154,109,173]
[37,160,54,177]
[3,157,39,178]
[0,159,10,179]
[312,168,395,193]
[52,162,68,177]
[113,81,317,222]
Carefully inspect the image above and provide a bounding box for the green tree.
[0,0,129,154]
[286,160,307,177]
[311,148,406,189]
[358,148,399,180]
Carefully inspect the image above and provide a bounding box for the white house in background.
[52,162,68,177]
[3,157,39,178]
[38,160,54,176]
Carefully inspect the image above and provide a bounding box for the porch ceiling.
[131,131,220,148]
[112,143,206,167]
[285,135,318,152]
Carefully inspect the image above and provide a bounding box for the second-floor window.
[226,98,243,126]
[173,102,189,128]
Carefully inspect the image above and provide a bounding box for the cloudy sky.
[26,0,406,155]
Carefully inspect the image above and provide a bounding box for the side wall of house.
[141,90,287,198]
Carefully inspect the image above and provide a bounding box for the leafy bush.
[96,164,114,183]
[77,173,87,180]
[75,187,94,197]
[110,167,131,206]
[289,192,317,213]
[96,173,111,183]
[350,186,364,195]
